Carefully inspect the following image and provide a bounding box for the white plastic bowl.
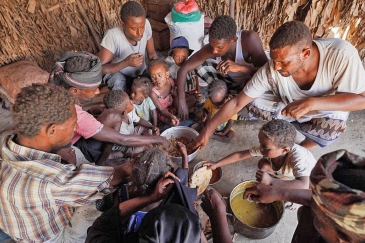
[160,126,199,164]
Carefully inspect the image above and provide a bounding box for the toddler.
[204,119,316,191]
[148,60,184,126]
[131,77,157,127]
[166,36,206,100]
[99,90,159,158]
[196,79,237,142]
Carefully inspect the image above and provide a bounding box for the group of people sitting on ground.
[1,0,365,242]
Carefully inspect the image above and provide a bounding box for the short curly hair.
[103,90,130,109]
[132,77,153,97]
[259,119,296,148]
[120,1,146,23]
[207,79,227,97]
[147,59,169,73]
[209,15,237,40]
[11,83,76,138]
[130,148,175,195]
[269,21,312,51]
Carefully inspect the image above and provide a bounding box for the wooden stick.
[75,0,102,52]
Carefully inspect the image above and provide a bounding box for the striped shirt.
[0,131,115,243]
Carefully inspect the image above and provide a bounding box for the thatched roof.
[0,0,364,71]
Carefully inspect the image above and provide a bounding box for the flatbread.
[189,166,212,195]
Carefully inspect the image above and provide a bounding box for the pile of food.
[168,136,196,157]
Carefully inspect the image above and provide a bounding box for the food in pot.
[231,192,279,228]
[168,136,196,157]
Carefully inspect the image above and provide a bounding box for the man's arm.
[99,47,144,75]
[177,45,214,119]
[201,189,232,243]
[146,37,158,60]
[282,91,365,119]
[92,126,169,148]
[195,91,254,148]
[243,30,268,68]
[204,150,252,170]
[243,183,312,206]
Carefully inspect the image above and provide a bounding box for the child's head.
[258,119,296,158]
[103,90,134,114]
[168,36,194,67]
[148,59,170,87]
[130,148,175,195]
[207,79,228,107]
[131,77,152,104]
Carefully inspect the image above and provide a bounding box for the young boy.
[166,36,206,103]
[194,79,236,143]
[204,119,316,190]
[98,90,159,159]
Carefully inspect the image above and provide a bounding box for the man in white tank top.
[176,15,268,120]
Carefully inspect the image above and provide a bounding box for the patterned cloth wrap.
[311,149,365,236]
[49,51,102,89]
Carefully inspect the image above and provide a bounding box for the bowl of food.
[229,180,284,239]
[193,161,222,185]
[160,126,199,164]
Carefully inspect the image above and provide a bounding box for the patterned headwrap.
[311,149,365,235]
[49,51,102,89]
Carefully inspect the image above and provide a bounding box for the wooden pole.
[75,0,102,52]
[229,0,235,19]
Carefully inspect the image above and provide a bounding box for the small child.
[198,79,237,143]
[131,77,157,127]
[99,90,159,158]
[149,59,195,126]
[166,36,193,80]
[166,36,205,100]
[204,119,317,190]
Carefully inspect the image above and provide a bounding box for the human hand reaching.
[243,184,278,204]
[255,169,273,186]
[281,98,315,119]
[125,53,144,67]
[178,101,189,120]
[150,171,180,201]
[203,161,218,170]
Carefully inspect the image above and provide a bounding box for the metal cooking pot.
[229,180,284,239]
[160,126,199,164]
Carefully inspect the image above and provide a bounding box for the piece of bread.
[189,166,212,195]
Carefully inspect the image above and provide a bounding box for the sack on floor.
[0,60,49,105]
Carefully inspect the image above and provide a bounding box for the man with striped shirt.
[0,84,127,242]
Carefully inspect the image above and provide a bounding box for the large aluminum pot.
[160,126,199,164]
[229,180,284,239]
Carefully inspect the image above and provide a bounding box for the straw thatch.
[0,0,364,71]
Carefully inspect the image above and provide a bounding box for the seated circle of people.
[2,7,365,243]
